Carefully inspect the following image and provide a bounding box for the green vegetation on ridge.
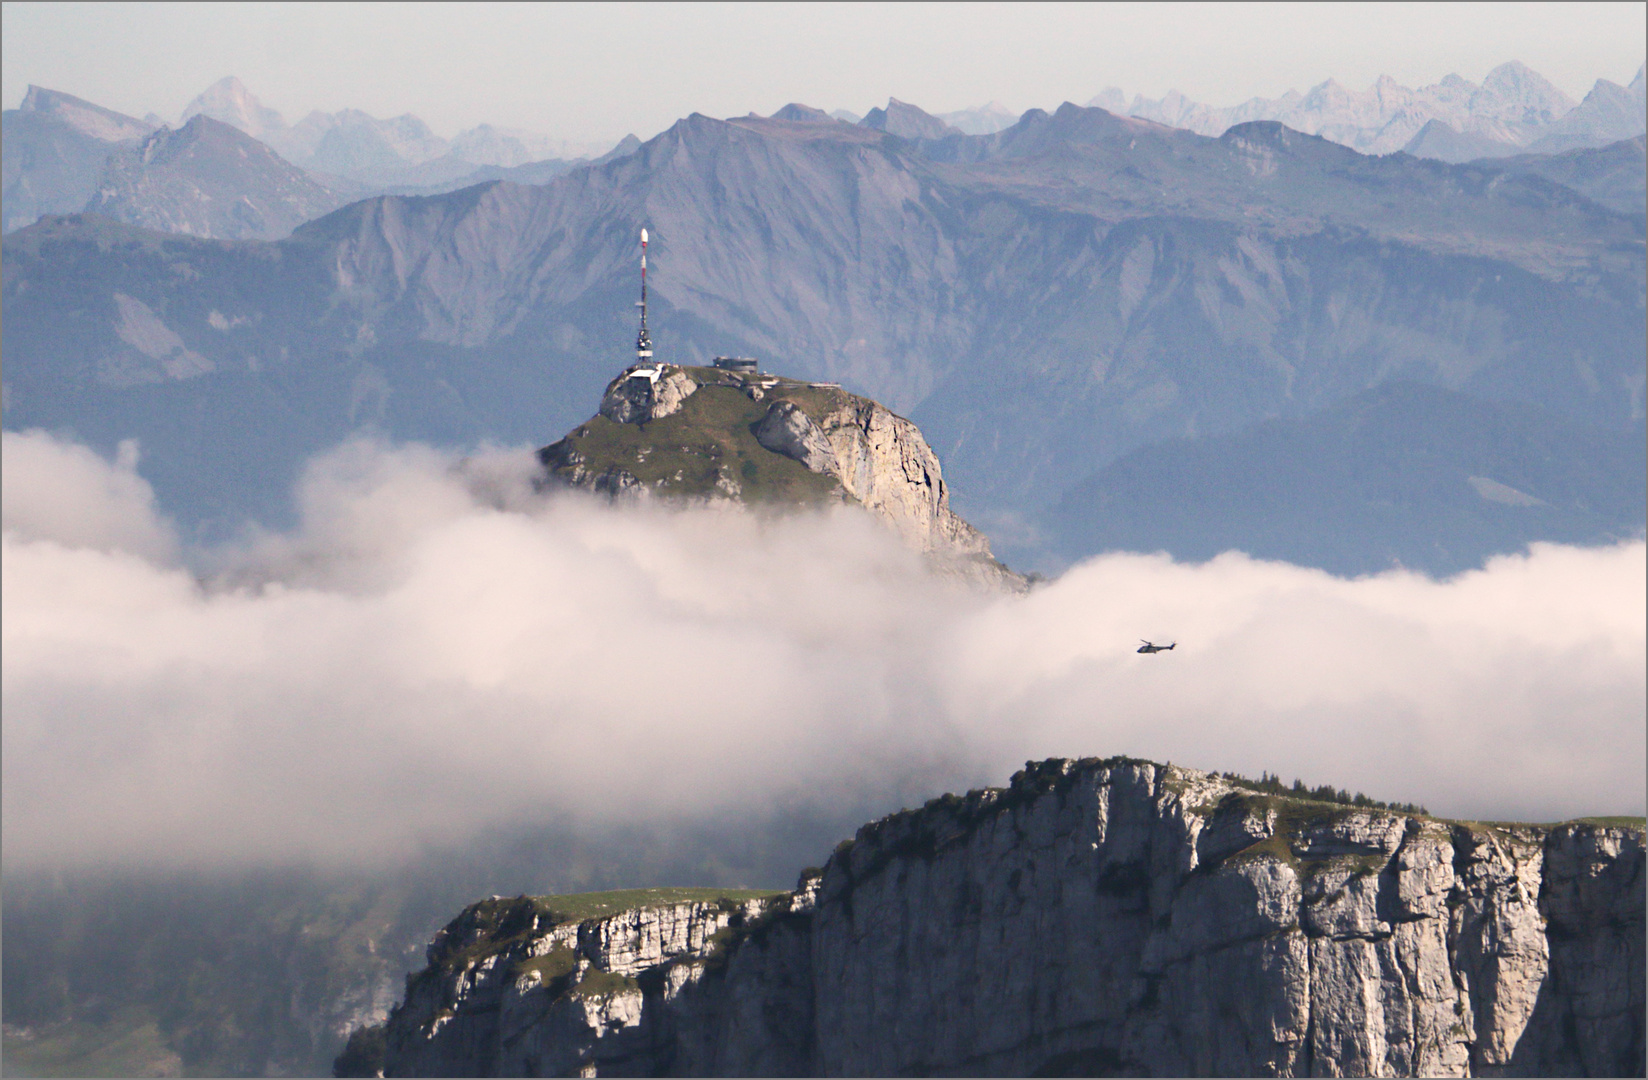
[536,886,785,925]
[549,374,842,504]
[1216,769,1429,816]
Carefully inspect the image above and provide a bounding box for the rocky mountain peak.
[180,76,286,139]
[84,114,346,240]
[934,100,1021,135]
[538,362,1019,587]
[859,97,959,140]
[1477,61,1576,125]
[769,102,834,124]
[17,84,152,142]
[1087,61,1634,160]
[1087,86,1128,113]
[132,114,238,164]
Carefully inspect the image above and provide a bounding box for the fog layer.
[4,431,1642,870]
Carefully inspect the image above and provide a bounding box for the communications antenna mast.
[635,228,653,362]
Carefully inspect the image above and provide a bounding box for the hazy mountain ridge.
[180,76,617,186]
[1087,60,1646,162]
[1481,133,1647,217]
[935,100,1019,135]
[84,114,353,240]
[859,97,962,140]
[1,86,156,232]
[4,103,1642,562]
[1,78,639,238]
[1046,381,1648,576]
[906,105,1638,281]
[1519,68,1648,156]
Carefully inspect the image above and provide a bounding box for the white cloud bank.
[3,431,1642,870]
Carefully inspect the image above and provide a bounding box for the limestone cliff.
[537,363,1020,588]
[367,759,1644,1077]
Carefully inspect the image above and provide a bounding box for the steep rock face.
[375,759,1644,1077]
[597,364,699,424]
[540,364,1011,583]
[750,392,993,560]
[383,895,778,1077]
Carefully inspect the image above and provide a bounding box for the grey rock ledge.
[375,758,1644,1077]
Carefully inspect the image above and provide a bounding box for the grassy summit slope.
[543,367,848,504]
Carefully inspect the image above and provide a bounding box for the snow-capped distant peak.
[1082,60,1632,159]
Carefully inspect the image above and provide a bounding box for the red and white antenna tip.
[640,228,648,245]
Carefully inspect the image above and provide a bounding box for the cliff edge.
[360,758,1644,1077]
[536,363,1023,590]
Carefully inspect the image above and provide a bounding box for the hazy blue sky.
[3,2,1645,146]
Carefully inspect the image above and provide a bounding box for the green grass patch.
[1214,769,1428,816]
[1224,831,1297,869]
[513,946,579,985]
[549,381,841,504]
[1212,792,1392,875]
[535,887,784,926]
[755,381,856,424]
[568,969,640,1000]
[1445,817,1645,844]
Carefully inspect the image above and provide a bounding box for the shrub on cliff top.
[1221,770,1428,816]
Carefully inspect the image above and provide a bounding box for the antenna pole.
[636,227,653,362]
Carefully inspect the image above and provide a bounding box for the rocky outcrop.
[753,400,839,474]
[540,365,1023,590]
[372,759,1644,1077]
[598,364,699,424]
[752,393,993,562]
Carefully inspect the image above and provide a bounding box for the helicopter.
[1137,640,1176,654]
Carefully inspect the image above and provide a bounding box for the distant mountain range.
[6,62,1641,239]
[1089,61,1646,162]
[178,76,616,185]
[4,95,1642,572]
[1,79,639,238]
